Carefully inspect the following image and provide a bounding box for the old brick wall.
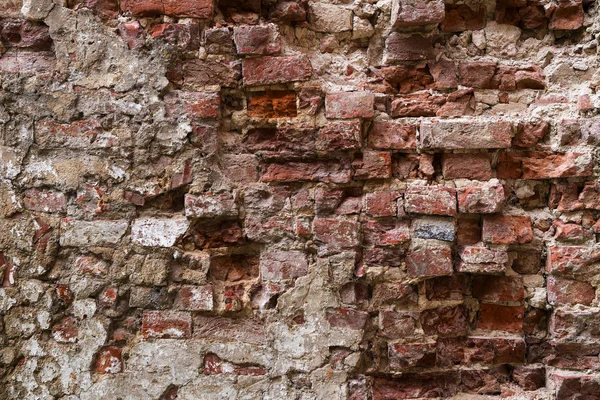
[0,0,599,398]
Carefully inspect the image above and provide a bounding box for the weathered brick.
[425,274,469,301]
[498,151,594,179]
[262,159,351,183]
[513,122,549,147]
[363,219,410,247]
[404,186,456,216]
[420,120,512,150]
[165,91,220,119]
[421,305,469,336]
[121,0,214,18]
[193,315,266,344]
[549,1,584,30]
[546,246,600,277]
[233,24,280,55]
[174,285,213,311]
[472,276,524,302]
[325,92,374,119]
[372,372,459,400]
[94,346,123,374]
[554,374,600,400]
[184,192,238,219]
[457,182,505,214]
[23,188,67,212]
[457,245,508,274]
[388,341,437,370]
[131,218,190,247]
[352,151,392,180]
[150,23,200,50]
[391,0,445,27]
[205,27,234,54]
[1,20,51,50]
[379,310,418,339]
[179,58,241,87]
[550,308,600,341]
[313,217,360,251]
[547,276,595,306]
[482,215,533,244]
[364,191,401,217]
[442,4,486,31]
[326,308,368,330]
[372,282,418,306]
[384,33,434,63]
[368,120,416,150]
[142,310,192,339]
[118,20,145,49]
[242,55,312,86]
[406,247,453,279]
[209,254,258,281]
[441,153,492,180]
[316,120,362,151]
[260,249,308,280]
[478,304,524,332]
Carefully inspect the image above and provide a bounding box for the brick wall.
[0,0,599,398]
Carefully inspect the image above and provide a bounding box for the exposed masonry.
[0,0,599,399]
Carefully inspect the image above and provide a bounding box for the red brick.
[269,1,307,22]
[372,372,459,400]
[325,92,374,119]
[52,316,78,343]
[118,21,145,49]
[420,120,512,150]
[67,0,119,19]
[389,92,444,117]
[326,308,369,330]
[554,374,600,400]
[363,219,411,247]
[0,20,51,50]
[316,120,362,151]
[379,310,418,339]
[513,122,549,147]
[482,215,533,244]
[313,217,360,251]
[233,24,280,55]
[364,191,401,217]
[260,249,308,280]
[98,286,118,308]
[425,274,469,301]
[391,0,445,27]
[553,220,586,241]
[550,309,600,341]
[94,346,123,374]
[546,246,600,277]
[460,367,511,394]
[428,59,458,90]
[243,126,315,160]
[472,276,524,302]
[262,159,351,183]
[242,55,312,86]
[459,62,497,88]
[549,1,584,30]
[518,152,593,179]
[178,58,241,87]
[23,189,67,213]
[384,33,434,62]
[404,186,456,216]
[372,282,418,306]
[515,68,545,90]
[478,304,524,332]
[457,245,508,274]
[457,182,505,214]
[441,154,492,180]
[352,151,392,180]
[512,366,546,391]
[184,192,238,219]
[142,310,192,339]
[150,23,200,50]
[222,154,259,184]
[421,305,470,336]
[547,276,595,306]
[388,341,437,370]
[121,0,214,18]
[247,90,296,118]
[437,336,525,366]
[165,91,220,119]
[580,182,600,210]
[368,120,416,150]
[442,4,486,31]
[193,315,266,344]
[406,247,453,279]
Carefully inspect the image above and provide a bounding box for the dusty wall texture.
[0,0,600,398]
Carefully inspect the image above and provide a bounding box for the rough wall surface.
[0,0,599,398]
